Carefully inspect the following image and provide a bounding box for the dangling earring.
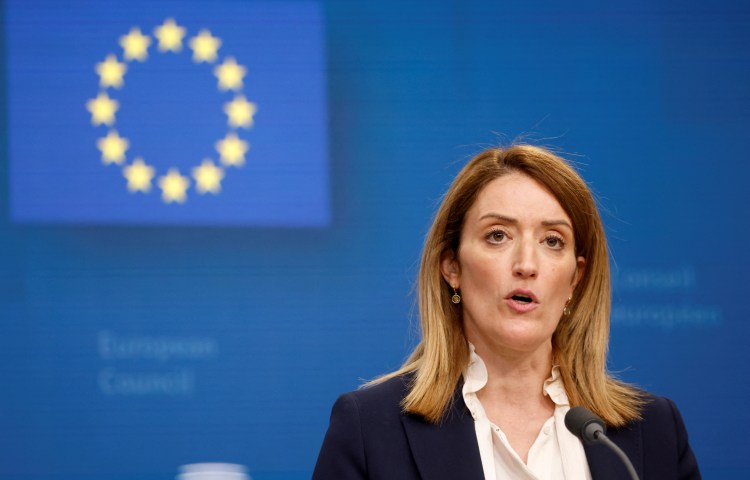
[563,296,572,316]
[451,286,461,304]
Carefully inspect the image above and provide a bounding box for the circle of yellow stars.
[86,18,257,204]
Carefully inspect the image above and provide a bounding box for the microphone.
[564,405,606,445]
[565,406,640,480]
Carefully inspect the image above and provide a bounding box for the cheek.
[543,262,576,298]
[566,259,582,286]
[556,265,579,292]
[460,254,505,288]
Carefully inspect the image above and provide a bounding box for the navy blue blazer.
[313,374,701,479]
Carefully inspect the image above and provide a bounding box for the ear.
[440,250,461,287]
[571,256,586,291]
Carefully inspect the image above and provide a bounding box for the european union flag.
[7,0,329,226]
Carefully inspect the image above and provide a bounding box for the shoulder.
[637,395,698,461]
[631,394,691,441]
[603,394,701,479]
[332,373,413,423]
[640,394,683,420]
[608,394,691,447]
[313,373,422,479]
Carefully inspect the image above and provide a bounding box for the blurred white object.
[177,463,251,480]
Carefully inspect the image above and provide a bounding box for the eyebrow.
[541,219,573,230]
[478,213,517,224]
[478,213,573,230]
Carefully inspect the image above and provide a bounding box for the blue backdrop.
[1,0,748,478]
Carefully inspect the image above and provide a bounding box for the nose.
[512,241,538,278]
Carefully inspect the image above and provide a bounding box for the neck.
[470,338,553,403]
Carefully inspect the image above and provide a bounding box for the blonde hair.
[373,144,643,427]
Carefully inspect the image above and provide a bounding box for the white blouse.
[462,345,592,480]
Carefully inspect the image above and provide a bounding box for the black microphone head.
[565,406,606,445]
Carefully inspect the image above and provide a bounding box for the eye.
[486,228,508,244]
[544,234,565,249]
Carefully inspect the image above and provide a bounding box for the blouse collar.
[462,342,570,406]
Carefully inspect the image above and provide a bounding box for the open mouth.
[511,294,533,304]
[506,290,539,312]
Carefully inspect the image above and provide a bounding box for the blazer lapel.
[585,421,644,480]
[401,394,485,480]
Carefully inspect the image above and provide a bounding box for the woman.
[313,145,700,479]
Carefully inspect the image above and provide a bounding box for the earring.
[451,286,461,304]
[563,296,572,316]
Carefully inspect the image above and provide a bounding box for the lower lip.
[505,298,539,313]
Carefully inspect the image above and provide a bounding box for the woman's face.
[441,172,585,358]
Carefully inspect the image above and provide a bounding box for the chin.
[491,329,554,354]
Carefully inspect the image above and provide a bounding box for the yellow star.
[192,159,225,194]
[224,95,257,128]
[123,157,155,193]
[120,27,151,62]
[97,130,129,165]
[214,57,246,91]
[189,29,221,63]
[153,18,186,53]
[215,133,249,167]
[86,92,119,126]
[95,54,127,89]
[158,168,190,204]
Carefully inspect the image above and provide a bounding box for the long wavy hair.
[373,144,643,427]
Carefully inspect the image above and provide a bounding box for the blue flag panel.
[8,0,329,226]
